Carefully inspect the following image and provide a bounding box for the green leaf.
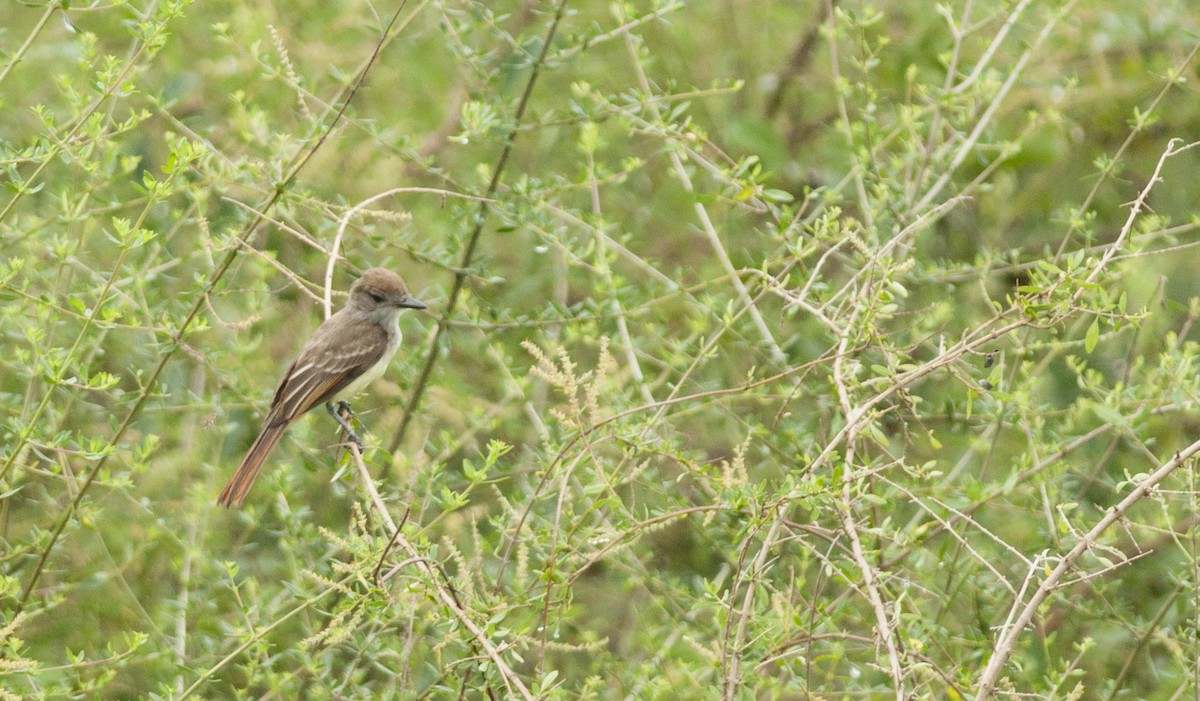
[1085,317,1099,353]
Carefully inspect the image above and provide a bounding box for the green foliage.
[2,1,1200,699]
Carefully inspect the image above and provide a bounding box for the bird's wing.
[267,318,389,423]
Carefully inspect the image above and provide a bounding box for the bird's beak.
[400,297,428,310]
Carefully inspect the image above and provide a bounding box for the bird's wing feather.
[268,317,388,422]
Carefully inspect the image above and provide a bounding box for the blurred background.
[2,1,1200,698]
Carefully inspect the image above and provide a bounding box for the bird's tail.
[218,421,287,508]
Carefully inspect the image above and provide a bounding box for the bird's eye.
[368,292,384,304]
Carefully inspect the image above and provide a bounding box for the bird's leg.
[326,401,365,449]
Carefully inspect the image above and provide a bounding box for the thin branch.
[347,443,533,701]
[389,0,572,454]
[764,0,838,118]
[624,32,786,365]
[973,438,1200,700]
[15,0,413,613]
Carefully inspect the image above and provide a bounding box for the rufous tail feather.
[218,422,287,507]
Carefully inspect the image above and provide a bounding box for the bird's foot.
[326,401,365,449]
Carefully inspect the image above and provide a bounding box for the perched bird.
[218,268,427,507]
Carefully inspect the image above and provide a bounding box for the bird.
[217,268,427,507]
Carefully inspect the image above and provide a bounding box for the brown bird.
[218,268,427,507]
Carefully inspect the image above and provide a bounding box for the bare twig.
[389,0,572,453]
[325,187,494,316]
[974,439,1200,700]
[764,0,839,118]
[347,443,534,701]
[624,32,786,365]
[15,0,414,613]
